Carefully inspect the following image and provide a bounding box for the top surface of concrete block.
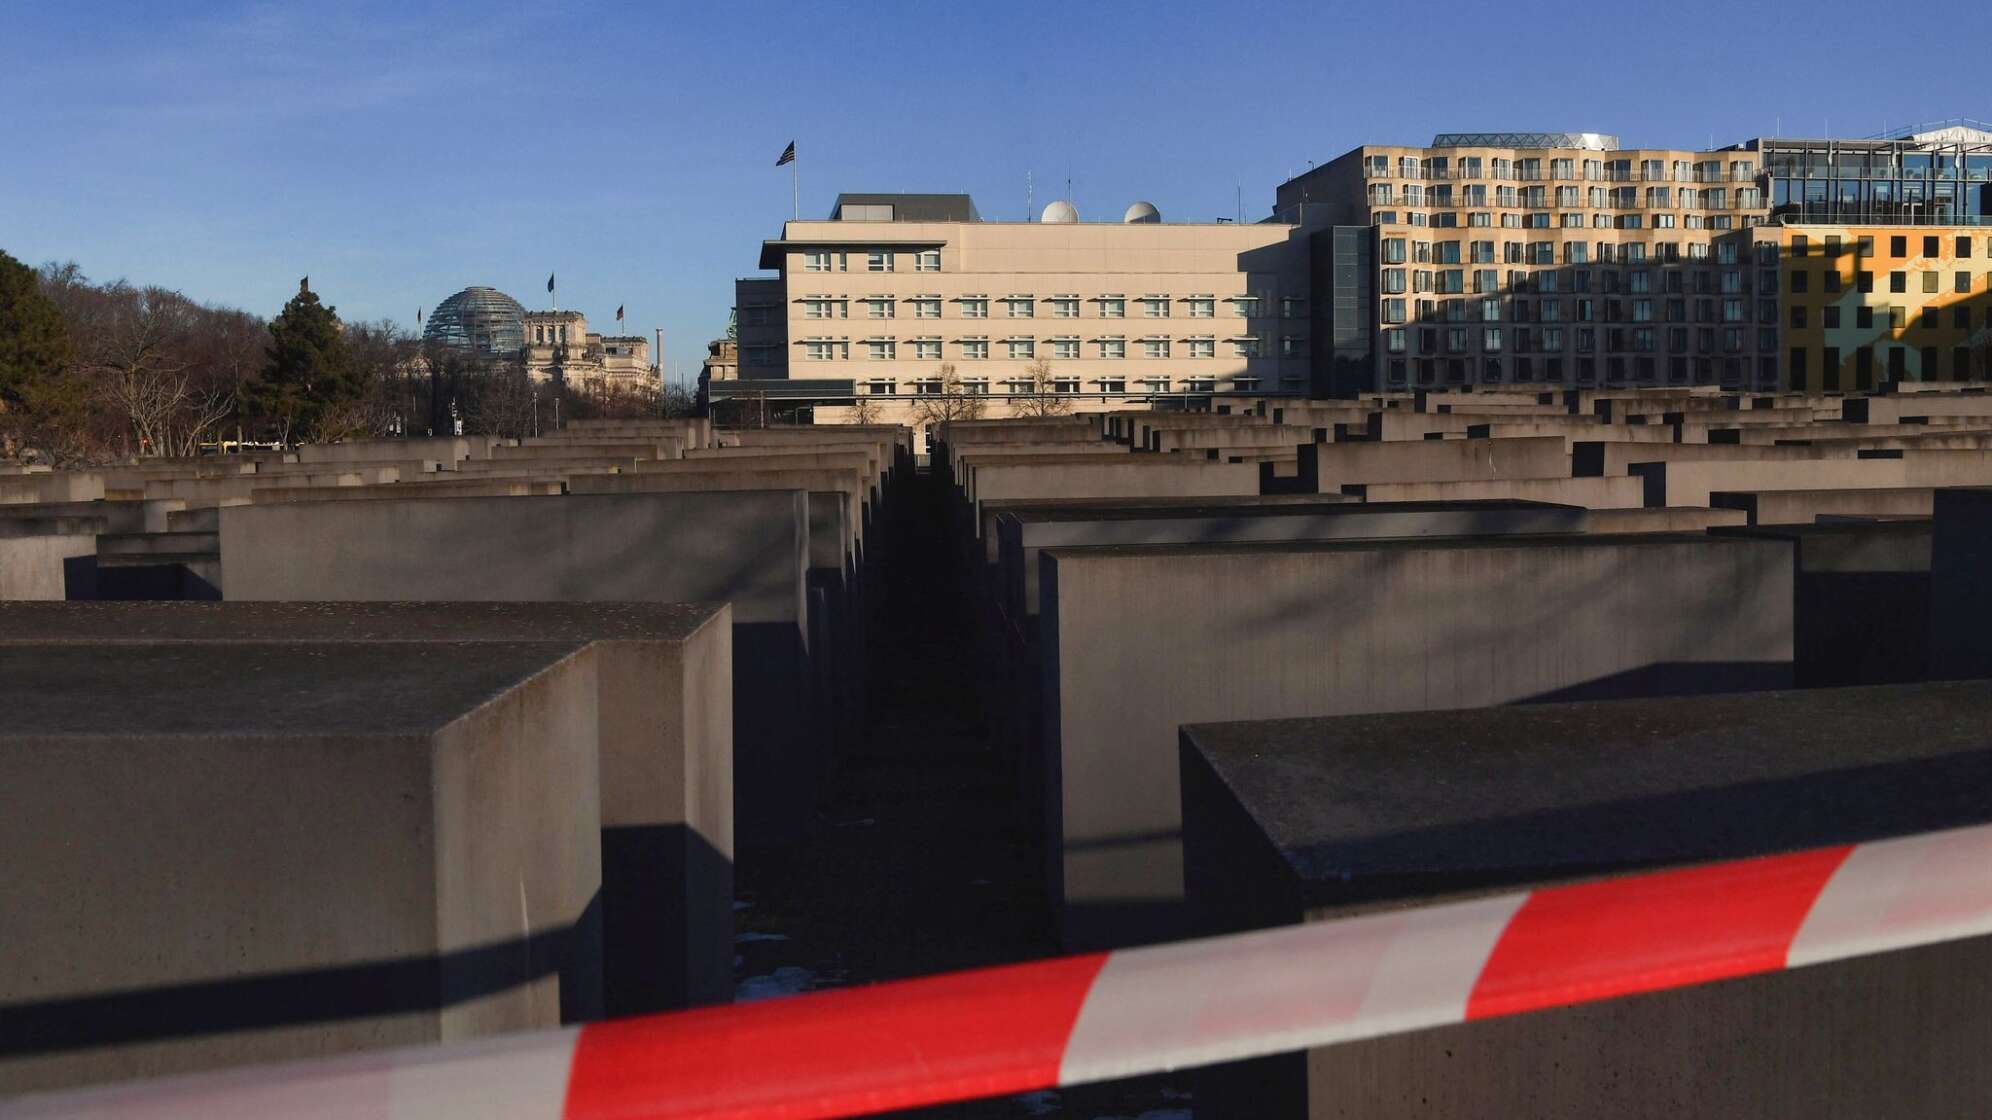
[219,492,807,625]
[1183,680,1992,909]
[1009,499,1573,525]
[1714,521,1932,572]
[0,641,589,736]
[1042,529,1745,563]
[0,601,725,644]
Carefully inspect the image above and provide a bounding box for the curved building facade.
[424,287,527,357]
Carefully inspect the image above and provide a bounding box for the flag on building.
[776,141,796,167]
[616,305,624,322]
[416,307,423,325]
[547,273,555,293]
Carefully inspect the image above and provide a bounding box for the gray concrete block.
[1583,506,1748,533]
[1040,533,1793,950]
[1711,486,1936,525]
[218,492,810,846]
[1179,681,1992,1119]
[998,500,1586,624]
[0,601,735,1014]
[0,519,101,600]
[1305,437,1571,492]
[0,641,603,1093]
[1712,523,1930,687]
[1350,476,1642,508]
[0,500,182,535]
[1929,488,1992,679]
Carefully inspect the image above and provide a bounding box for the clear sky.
[2,0,1986,378]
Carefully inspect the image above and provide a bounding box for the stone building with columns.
[522,310,652,389]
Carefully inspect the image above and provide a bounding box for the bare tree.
[84,286,238,457]
[568,378,664,420]
[461,361,540,439]
[31,265,273,459]
[661,381,699,419]
[908,362,986,426]
[339,319,420,438]
[846,394,881,425]
[1010,357,1072,417]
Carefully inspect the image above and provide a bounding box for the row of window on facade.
[1376,210,1758,231]
[1790,267,1992,296]
[803,249,941,273]
[856,373,1286,396]
[1385,324,1773,357]
[794,294,1304,320]
[1790,232,1992,261]
[801,335,1304,360]
[1791,301,1992,332]
[1765,149,1992,180]
[1368,183,1765,210]
[1789,344,1992,388]
[1385,354,1779,389]
[1384,294,1773,328]
[1383,268,1765,301]
[1380,237,1770,267]
[532,325,571,343]
[1363,154,1757,183]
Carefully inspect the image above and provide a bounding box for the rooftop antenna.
[1236,184,1243,224]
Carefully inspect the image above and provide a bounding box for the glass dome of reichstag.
[424,287,526,356]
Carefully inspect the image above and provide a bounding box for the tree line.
[0,249,689,464]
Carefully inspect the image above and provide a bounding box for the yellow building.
[1781,227,1992,389]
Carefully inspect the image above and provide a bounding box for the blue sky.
[2,1,1986,377]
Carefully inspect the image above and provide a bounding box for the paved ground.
[731,470,1192,1118]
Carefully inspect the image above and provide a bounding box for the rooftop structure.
[423,286,526,357]
[830,193,981,222]
[1431,131,1619,151]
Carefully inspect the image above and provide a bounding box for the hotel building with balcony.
[1276,121,1992,394]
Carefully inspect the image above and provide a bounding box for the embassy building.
[714,192,1315,439]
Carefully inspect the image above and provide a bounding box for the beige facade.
[723,195,1313,436]
[1278,133,1781,392]
[523,310,652,390]
[701,336,738,383]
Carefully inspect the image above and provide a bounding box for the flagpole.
[792,155,799,222]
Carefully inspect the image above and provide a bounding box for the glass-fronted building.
[1763,123,1992,227]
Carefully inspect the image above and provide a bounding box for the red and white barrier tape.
[10,822,1992,1119]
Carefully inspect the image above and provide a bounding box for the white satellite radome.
[1123,200,1161,223]
[1041,199,1079,223]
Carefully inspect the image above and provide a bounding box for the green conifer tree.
[250,280,357,443]
[0,249,72,409]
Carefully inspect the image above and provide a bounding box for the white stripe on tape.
[1788,824,1992,969]
[1059,894,1522,1085]
[0,1028,581,1120]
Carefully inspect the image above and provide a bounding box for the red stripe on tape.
[562,952,1110,1120]
[1464,846,1854,1020]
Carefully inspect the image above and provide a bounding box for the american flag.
[775,141,795,167]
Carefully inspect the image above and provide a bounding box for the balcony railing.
[1366,166,1762,185]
